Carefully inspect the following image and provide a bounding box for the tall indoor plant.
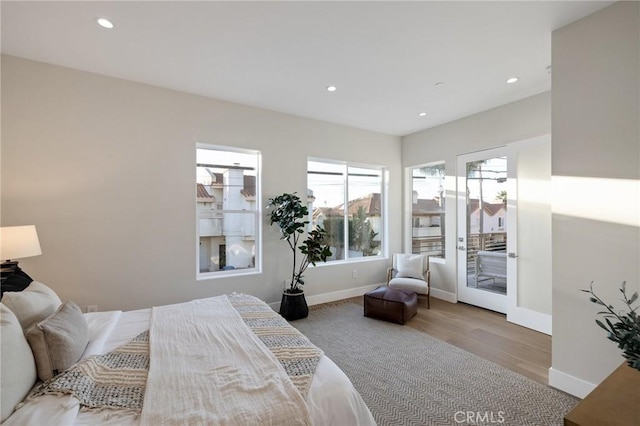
[582,281,640,371]
[267,192,332,320]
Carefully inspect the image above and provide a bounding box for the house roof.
[202,173,256,198]
[311,193,507,218]
[196,184,215,202]
[468,199,506,216]
[483,202,505,216]
[241,175,256,198]
[412,199,443,215]
[313,193,444,218]
[212,173,223,185]
[347,193,381,216]
[313,206,343,221]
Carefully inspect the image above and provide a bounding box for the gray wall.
[551,0,640,390]
[1,55,402,311]
[401,92,551,297]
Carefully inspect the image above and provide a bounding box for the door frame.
[456,147,510,313]
[504,136,552,335]
[455,138,552,335]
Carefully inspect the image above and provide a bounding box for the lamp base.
[1,261,34,296]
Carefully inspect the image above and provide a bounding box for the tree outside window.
[308,160,385,262]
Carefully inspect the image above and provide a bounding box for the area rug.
[293,302,578,426]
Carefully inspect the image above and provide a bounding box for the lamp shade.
[0,225,42,261]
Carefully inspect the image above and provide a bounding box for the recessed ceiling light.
[96,18,114,29]
[506,77,519,84]
[418,112,427,117]
[326,85,337,92]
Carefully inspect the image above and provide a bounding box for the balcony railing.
[198,211,256,239]
[412,226,442,237]
[466,232,507,274]
[199,217,223,237]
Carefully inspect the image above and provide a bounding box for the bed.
[1,281,375,425]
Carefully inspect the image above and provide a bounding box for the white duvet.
[4,307,376,426]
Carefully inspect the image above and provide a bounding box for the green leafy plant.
[350,206,380,256]
[267,193,332,293]
[582,281,640,371]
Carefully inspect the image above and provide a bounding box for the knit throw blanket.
[25,294,322,417]
[227,293,323,398]
[26,330,149,414]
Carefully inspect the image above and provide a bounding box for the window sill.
[197,268,262,281]
[311,256,388,268]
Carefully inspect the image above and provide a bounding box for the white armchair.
[387,253,430,308]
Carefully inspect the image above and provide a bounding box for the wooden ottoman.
[364,286,418,325]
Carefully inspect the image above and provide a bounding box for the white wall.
[550,1,640,396]
[1,55,402,311]
[514,138,552,315]
[402,92,551,299]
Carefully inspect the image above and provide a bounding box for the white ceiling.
[1,1,613,136]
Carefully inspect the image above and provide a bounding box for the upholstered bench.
[364,286,418,325]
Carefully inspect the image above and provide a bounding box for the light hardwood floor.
[345,295,551,385]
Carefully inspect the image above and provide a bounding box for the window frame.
[405,161,446,262]
[307,157,387,264]
[196,143,262,280]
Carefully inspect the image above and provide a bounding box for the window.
[410,162,445,259]
[308,159,385,261]
[196,145,260,277]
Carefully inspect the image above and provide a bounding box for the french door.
[456,147,516,314]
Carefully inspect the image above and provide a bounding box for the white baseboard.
[306,283,382,306]
[430,287,457,303]
[507,308,552,335]
[268,283,382,311]
[269,284,457,311]
[548,367,596,399]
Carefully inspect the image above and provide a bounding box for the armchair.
[387,253,430,308]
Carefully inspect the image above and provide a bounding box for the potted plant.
[582,281,640,371]
[267,192,332,320]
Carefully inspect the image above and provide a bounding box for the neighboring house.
[317,192,449,258]
[311,193,381,232]
[197,170,256,272]
[467,199,507,234]
[345,193,382,234]
[312,206,342,229]
[310,193,382,258]
[411,194,445,257]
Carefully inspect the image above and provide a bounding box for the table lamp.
[0,225,42,294]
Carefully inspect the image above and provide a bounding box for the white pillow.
[395,254,425,280]
[1,281,62,330]
[1,303,37,422]
[26,300,89,382]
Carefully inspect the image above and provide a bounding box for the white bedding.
[5,306,375,426]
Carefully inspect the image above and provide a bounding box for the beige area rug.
[292,302,578,426]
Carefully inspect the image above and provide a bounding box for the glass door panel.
[457,148,509,313]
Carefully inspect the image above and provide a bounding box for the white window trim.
[405,160,446,262]
[196,143,262,280]
[307,157,387,263]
